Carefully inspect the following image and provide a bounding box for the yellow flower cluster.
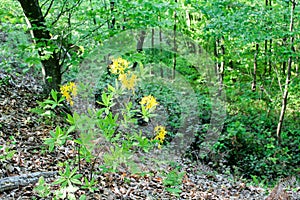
[118,71,137,91]
[109,57,129,75]
[154,125,167,149]
[140,95,158,110]
[109,57,137,91]
[60,82,77,106]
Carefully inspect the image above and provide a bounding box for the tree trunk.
[215,37,225,96]
[159,23,163,78]
[173,0,177,79]
[264,40,268,75]
[268,0,272,75]
[276,0,296,143]
[150,28,154,74]
[132,30,146,70]
[264,0,268,75]
[18,0,61,95]
[214,38,219,75]
[219,37,225,95]
[109,1,116,29]
[252,43,259,91]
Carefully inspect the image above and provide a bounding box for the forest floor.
[0,70,298,200]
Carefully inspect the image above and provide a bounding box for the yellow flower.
[154,125,167,149]
[60,82,77,106]
[154,126,167,140]
[69,82,77,96]
[140,95,158,110]
[117,57,129,68]
[60,85,71,103]
[118,71,137,91]
[109,57,129,75]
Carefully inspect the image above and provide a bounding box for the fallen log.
[0,171,57,192]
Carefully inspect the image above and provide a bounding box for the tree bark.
[132,30,146,70]
[252,43,259,91]
[173,0,177,79]
[264,0,268,75]
[109,1,116,29]
[219,37,225,95]
[159,26,163,78]
[0,171,57,192]
[268,0,272,75]
[276,0,296,143]
[215,37,225,96]
[17,0,61,95]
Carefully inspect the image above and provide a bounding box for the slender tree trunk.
[136,31,146,53]
[264,0,268,76]
[18,0,61,94]
[214,38,219,75]
[109,1,115,29]
[282,8,288,75]
[132,30,146,69]
[159,20,163,78]
[173,0,178,79]
[276,0,296,143]
[215,37,225,96]
[186,8,190,28]
[268,0,273,75]
[264,40,268,75]
[151,28,154,74]
[252,43,259,91]
[219,37,225,95]
[90,0,96,25]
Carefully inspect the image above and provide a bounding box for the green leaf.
[67,125,75,134]
[67,114,75,125]
[65,164,71,177]
[166,187,182,196]
[51,89,58,102]
[53,177,67,185]
[70,178,82,185]
[107,84,115,92]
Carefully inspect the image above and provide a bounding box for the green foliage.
[132,131,153,152]
[0,146,15,162]
[162,168,185,197]
[1,0,299,197]
[44,126,71,152]
[33,176,51,198]
[97,112,119,141]
[53,162,83,188]
[96,91,115,115]
[81,177,98,193]
[0,75,11,86]
[72,138,93,163]
[103,145,131,172]
[209,106,300,182]
[54,184,79,200]
[138,82,182,135]
[30,90,65,120]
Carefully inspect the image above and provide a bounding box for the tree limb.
[0,171,57,192]
[43,0,55,18]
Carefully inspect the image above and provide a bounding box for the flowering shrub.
[109,57,137,92]
[109,57,129,75]
[140,95,158,110]
[154,125,167,148]
[32,57,179,198]
[118,71,137,91]
[60,82,77,106]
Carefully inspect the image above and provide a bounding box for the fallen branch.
[0,171,57,192]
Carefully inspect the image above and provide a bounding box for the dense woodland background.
[0,0,299,199]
